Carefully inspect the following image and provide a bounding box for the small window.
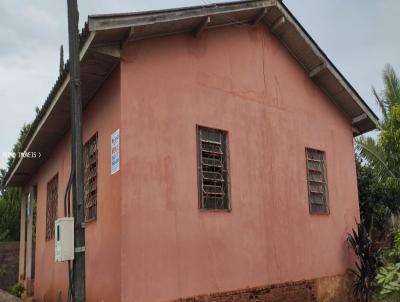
[306,148,329,214]
[197,126,230,210]
[46,174,58,240]
[84,133,98,222]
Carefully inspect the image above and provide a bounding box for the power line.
[199,0,255,27]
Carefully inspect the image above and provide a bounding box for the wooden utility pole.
[67,0,86,301]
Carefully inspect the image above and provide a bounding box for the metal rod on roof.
[67,0,86,301]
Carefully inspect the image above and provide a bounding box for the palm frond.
[355,136,395,180]
[383,64,400,110]
[372,86,387,123]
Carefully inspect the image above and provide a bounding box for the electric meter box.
[55,217,74,262]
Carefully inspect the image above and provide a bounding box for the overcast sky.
[0,0,399,170]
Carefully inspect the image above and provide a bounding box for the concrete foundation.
[172,274,354,302]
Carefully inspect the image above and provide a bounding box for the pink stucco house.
[3,1,378,301]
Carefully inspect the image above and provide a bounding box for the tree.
[380,104,400,185]
[352,64,400,301]
[356,157,397,240]
[372,64,400,128]
[357,65,400,181]
[0,123,32,241]
[356,65,400,220]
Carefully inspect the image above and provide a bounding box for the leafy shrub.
[375,226,400,301]
[348,221,380,302]
[57,290,63,302]
[0,189,21,242]
[376,263,400,298]
[9,282,25,298]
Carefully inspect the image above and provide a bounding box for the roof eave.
[88,0,277,31]
[3,31,121,188]
[3,0,378,188]
[274,1,378,135]
[87,0,378,134]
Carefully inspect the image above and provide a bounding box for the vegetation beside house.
[0,123,32,242]
[352,64,400,301]
[0,111,40,296]
[0,106,40,242]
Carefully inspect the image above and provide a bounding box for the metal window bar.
[306,148,328,214]
[84,133,98,221]
[45,175,58,240]
[198,127,229,210]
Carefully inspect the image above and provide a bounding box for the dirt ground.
[0,289,22,302]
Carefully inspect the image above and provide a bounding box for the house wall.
[120,25,359,301]
[26,67,121,302]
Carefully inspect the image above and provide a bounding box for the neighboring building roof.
[3,0,378,187]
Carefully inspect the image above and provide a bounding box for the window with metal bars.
[45,174,58,240]
[84,133,98,222]
[306,148,329,214]
[197,126,230,210]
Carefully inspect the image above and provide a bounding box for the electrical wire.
[64,171,73,217]
[63,169,74,302]
[199,0,256,27]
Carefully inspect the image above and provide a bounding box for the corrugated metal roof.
[3,0,378,187]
